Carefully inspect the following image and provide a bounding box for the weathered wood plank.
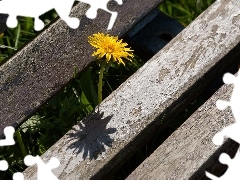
[0,0,162,136]
[23,0,240,179]
[126,73,238,180]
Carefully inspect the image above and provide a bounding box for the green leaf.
[166,1,192,17]
[78,68,98,107]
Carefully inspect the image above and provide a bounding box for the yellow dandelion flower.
[88,33,134,65]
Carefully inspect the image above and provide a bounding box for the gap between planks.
[126,72,239,180]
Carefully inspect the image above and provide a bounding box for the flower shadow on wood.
[66,110,116,160]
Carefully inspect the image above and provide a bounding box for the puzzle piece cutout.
[0,0,79,31]
[0,126,24,179]
[0,126,55,180]
[0,160,8,171]
[24,155,60,180]
[10,155,60,180]
[0,126,15,172]
[206,69,240,179]
[0,0,123,31]
[12,172,24,180]
[0,126,15,146]
[0,126,24,180]
[79,0,122,30]
[205,147,240,180]
[212,69,240,146]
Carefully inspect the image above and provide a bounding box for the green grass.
[0,10,58,64]
[160,0,215,26]
[0,0,215,179]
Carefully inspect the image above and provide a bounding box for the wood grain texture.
[0,0,162,136]
[126,74,238,180]
[23,0,240,179]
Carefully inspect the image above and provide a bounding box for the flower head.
[88,33,133,65]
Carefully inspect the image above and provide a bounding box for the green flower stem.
[98,63,105,104]
[15,130,27,157]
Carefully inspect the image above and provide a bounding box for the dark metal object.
[0,13,8,34]
[125,10,185,60]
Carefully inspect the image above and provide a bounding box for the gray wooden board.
[0,0,162,136]
[126,74,238,180]
[23,0,240,179]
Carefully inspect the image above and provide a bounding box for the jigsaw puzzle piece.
[222,72,236,84]
[24,155,60,180]
[216,100,230,110]
[54,0,79,29]
[205,172,220,180]
[0,160,8,171]
[206,147,240,179]
[0,0,79,30]
[212,123,240,145]
[77,0,122,30]
[0,0,46,29]
[0,126,15,146]
[13,172,24,180]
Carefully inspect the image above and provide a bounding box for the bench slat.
[126,74,238,180]
[23,0,240,179]
[0,0,162,136]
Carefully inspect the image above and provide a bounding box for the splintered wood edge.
[126,76,238,180]
[23,0,240,179]
[0,0,162,135]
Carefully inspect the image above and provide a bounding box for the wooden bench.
[126,76,239,179]
[1,0,240,179]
